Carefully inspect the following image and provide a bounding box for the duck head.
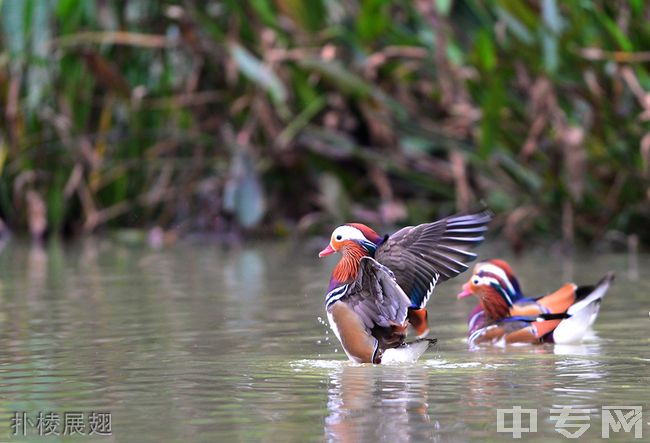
[456,259,523,321]
[319,223,383,286]
[318,223,382,258]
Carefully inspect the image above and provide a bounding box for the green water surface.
[0,239,647,442]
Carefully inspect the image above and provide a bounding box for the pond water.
[0,238,647,442]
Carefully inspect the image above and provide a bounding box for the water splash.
[290,359,347,371]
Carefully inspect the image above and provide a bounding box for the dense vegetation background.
[1,0,649,249]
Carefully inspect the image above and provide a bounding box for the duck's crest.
[345,223,382,245]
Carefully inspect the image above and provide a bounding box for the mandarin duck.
[319,210,491,363]
[456,259,615,346]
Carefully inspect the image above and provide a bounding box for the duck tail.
[568,271,615,316]
[380,338,436,364]
[553,272,615,344]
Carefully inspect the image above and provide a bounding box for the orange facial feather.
[332,241,369,284]
[478,286,511,322]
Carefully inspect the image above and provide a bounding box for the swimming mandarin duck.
[319,210,491,363]
[456,259,615,346]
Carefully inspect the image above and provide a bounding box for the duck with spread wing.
[318,210,491,363]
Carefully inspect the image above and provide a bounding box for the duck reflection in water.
[324,364,436,442]
[459,344,605,428]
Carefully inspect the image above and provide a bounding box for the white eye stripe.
[476,263,516,295]
[331,225,367,242]
[473,275,498,287]
[482,276,500,286]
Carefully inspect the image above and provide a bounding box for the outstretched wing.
[375,210,491,308]
[344,257,412,330]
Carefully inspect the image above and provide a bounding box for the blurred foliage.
[0,0,649,248]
